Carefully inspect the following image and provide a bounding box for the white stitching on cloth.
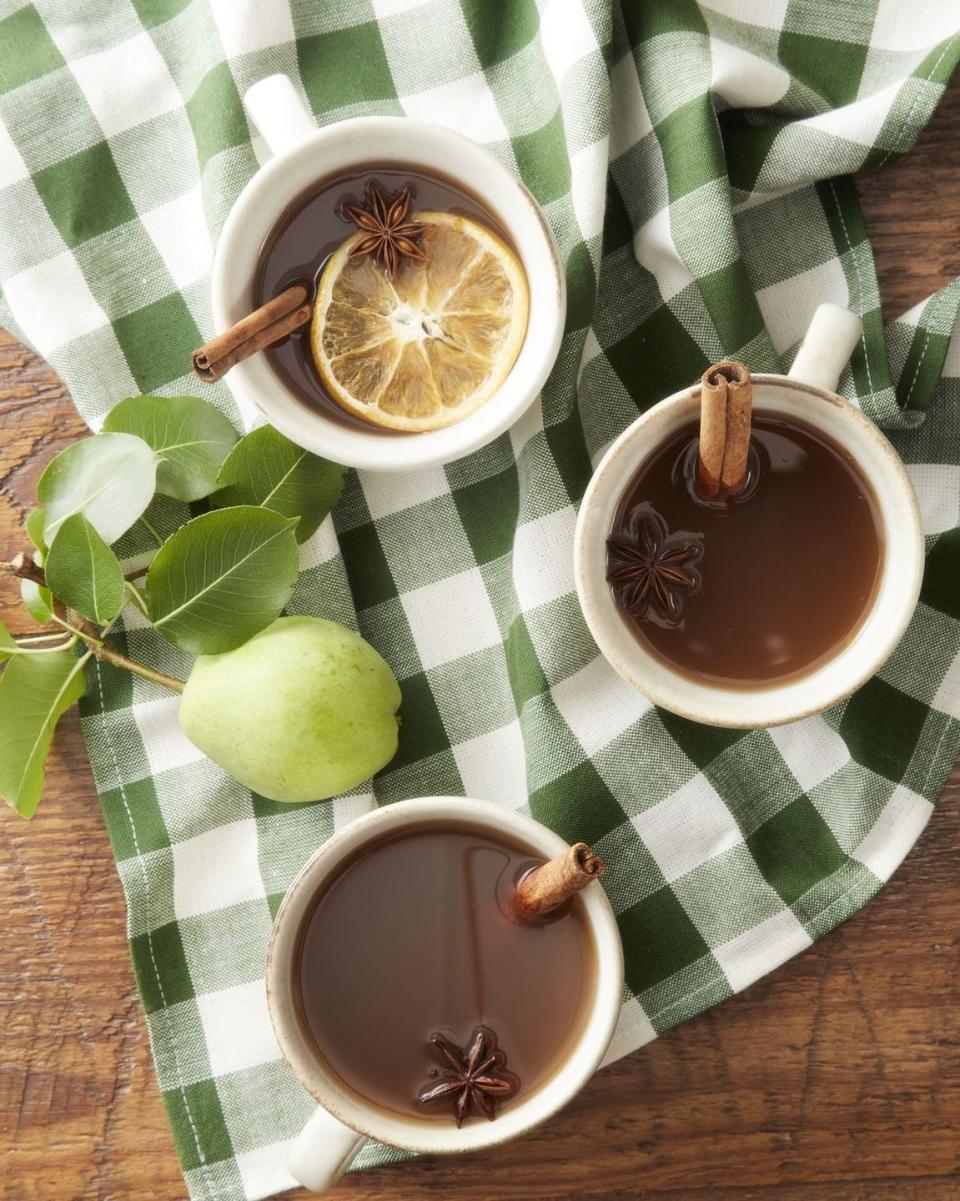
[93,660,214,1201]
[904,327,931,407]
[922,712,954,798]
[875,35,960,169]
[827,179,874,400]
[645,973,732,1023]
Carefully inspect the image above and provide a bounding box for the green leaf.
[0,648,87,818]
[0,619,14,662]
[145,506,299,655]
[25,508,47,556]
[20,553,52,624]
[45,513,126,625]
[39,431,158,547]
[20,579,52,624]
[103,395,239,503]
[21,515,51,621]
[213,425,346,543]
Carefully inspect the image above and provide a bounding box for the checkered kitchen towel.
[2,1,960,1197]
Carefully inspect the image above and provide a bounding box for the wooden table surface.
[2,79,960,1201]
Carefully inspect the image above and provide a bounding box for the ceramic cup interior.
[266,796,623,1157]
[212,78,565,472]
[574,376,924,728]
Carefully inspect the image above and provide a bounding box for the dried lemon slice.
[311,211,529,432]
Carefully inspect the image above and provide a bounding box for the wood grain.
[2,76,959,1201]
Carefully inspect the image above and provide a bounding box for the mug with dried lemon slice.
[208,82,565,472]
[312,212,529,433]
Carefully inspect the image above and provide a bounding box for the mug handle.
[287,1104,366,1193]
[243,73,317,159]
[787,302,863,393]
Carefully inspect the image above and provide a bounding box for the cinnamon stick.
[192,284,312,383]
[511,842,605,922]
[696,360,753,498]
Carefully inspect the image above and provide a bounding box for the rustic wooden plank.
[0,332,188,1200]
[1,75,958,1201]
[856,79,960,322]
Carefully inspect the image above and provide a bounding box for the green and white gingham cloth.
[2,1,960,1197]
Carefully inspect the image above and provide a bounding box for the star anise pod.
[606,502,703,627]
[417,1026,519,1127]
[341,183,428,279]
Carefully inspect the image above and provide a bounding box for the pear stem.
[98,647,186,693]
[1,554,186,695]
[81,623,186,693]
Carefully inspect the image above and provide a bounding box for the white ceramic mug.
[574,304,925,728]
[210,74,565,472]
[266,796,624,1193]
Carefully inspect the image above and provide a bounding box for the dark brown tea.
[609,415,883,686]
[296,825,595,1124]
[254,164,512,427]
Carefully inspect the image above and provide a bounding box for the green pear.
[179,616,400,802]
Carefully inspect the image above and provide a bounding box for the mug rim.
[573,373,925,728]
[211,115,565,472]
[266,796,624,1155]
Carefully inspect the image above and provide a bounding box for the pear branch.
[3,553,45,588]
[1,554,186,695]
